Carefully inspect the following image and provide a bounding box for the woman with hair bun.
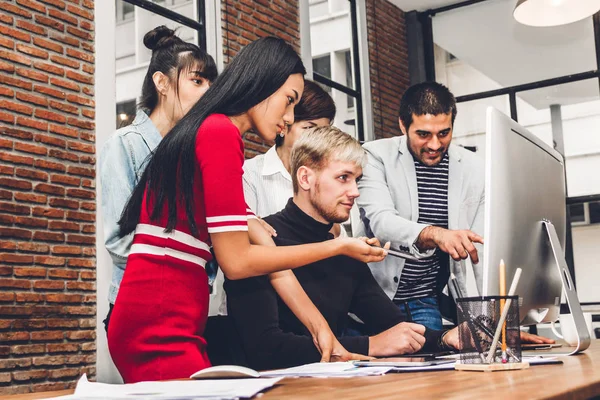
[108,36,387,383]
[99,25,217,333]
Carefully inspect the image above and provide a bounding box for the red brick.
[0,2,33,18]
[66,234,94,245]
[0,59,15,72]
[66,117,93,130]
[50,174,80,186]
[46,293,83,304]
[16,0,47,14]
[15,216,48,229]
[14,192,47,204]
[80,201,94,211]
[66,188,94,199]
[12,369,48,382]
[67,141,94,153]
[66,25,91,41]
[0,99,33,115]
[49,32,78,47]
[66,210,94,222]
[34,134,66,148]
[0,12,13,25]
[49,99,78,114]
[0,36,15,50]
[0,213,14,224]
[34,183,65,196]
[81,64,93,76]
[32,382,70,392]
[49,368,80,379]
[15,142,48,156]
[34,159,67,172]
[49,197,77,209]
[82,247,94,256]
[0,86,14,98]
[0,371,11,383]
[51,245,81,255]
[33,36,64,54]
[0,126,33,140]
[49,54,79,69]
[48,220,79,232]
[0,138,12,150]
[0,253,34,264]
[63,306,94,316]
[0,240,16,250]
[12,319,46,330]
[35,14,65,32]
[66,330,94,340]
[0,358,32,369]
[35,109,67,124]
[14,267,46,278]
[16,292,45,302]
[66,94,93,107]
[82,0,92,9]
[48,8,77,25]
[11,344,45,355]
[80,19,93,31]
[79,271,94,280]
[48,269,79,279]
[32,206,64,219]
[16,116,48,132]
[0,25,31,43]
[48,124,77,138]
[0,331,30,341]
[46,318,77,329]
[32,356,66,367]
[66,47,92,63]
[46,343,78,354]
[32,231,65,242]
[0,292,15,301]
[0,110,14,123]
[81,224,94,233]
[15,66,49,82]
[16,91,48,107]
[0,305,34,316]
[0,177,32,190]
[0,227,32,240]
[50,78,81,92]
[15,168,48,181]
[81,179,93,188]
[33,279,64,290]
[34,256,65,266]
[34,84,66,99]
[79,155,94,165]
[15,44,48,60]
[66,281,94,291]
[0,201,30,214]
[0,74,33,90]
[31,331,64,341]
[49,149,78,163]
[33,62,64,78]
[17,242,49,253]
[38,0,67,10]
[16,19,47,35]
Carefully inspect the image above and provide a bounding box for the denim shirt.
[99,110,162,304]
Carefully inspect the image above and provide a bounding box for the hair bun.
[143,25,177,51]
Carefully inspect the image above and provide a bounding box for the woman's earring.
[279,132,285,138]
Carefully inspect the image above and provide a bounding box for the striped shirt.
[394,153,449,302]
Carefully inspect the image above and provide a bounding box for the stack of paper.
[48,374,282,399]
[261,362,392,378]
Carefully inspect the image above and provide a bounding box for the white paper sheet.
[47,374,282,399]
[261,361,392,378]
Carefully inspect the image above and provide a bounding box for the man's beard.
[310,181,349,224]
[407,135,447,166]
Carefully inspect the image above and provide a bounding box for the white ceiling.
[389,0,466,12]
[432,0,598,109]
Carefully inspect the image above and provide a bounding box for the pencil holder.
[456,296,522,366]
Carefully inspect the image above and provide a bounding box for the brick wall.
[221,0,300,159]
[366,0,410,139]
[0,0,96,395]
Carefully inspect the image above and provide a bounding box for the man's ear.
[296,166,315,192]
[152,71,170,97]
[398,118,408,136]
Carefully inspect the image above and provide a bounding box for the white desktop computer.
[482,107,590,354]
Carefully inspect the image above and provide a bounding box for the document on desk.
[261,361,393,378]
[46,373,283,399]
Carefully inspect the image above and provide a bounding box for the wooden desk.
[8,340,600,400]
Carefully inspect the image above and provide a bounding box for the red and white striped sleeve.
[197,115,251,234]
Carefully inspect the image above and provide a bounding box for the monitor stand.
[542,220,591,354]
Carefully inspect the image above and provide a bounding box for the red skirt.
[108,252,211,383]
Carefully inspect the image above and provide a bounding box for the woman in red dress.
[107,37,387,383]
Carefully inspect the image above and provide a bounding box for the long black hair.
[139,25,218,112]
[119,37,306,237]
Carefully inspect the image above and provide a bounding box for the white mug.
[551,313,594,345]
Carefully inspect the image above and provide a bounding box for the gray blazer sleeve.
[358,144,434,259]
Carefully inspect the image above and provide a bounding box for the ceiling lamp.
[514,0,600,27]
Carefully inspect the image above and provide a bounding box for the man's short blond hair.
[290,126,366,193]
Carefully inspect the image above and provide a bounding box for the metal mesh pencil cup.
[456,296,522,364]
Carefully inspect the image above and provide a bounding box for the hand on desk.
[313,327,372,362]
[369,322,426,356]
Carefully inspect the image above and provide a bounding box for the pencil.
[499,260,507,363]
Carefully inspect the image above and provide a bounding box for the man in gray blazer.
[357,82,484,330]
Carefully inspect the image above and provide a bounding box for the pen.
[499,260,507,363]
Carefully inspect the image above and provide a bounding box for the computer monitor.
[482,107,590,352]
